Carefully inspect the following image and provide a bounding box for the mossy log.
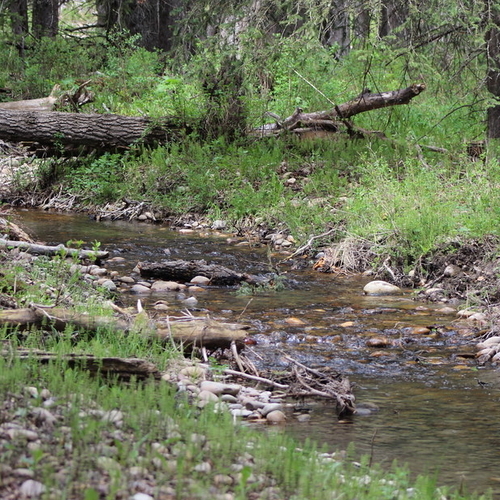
[0,307,248,350]
[0,109,190,151]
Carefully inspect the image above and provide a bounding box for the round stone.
[363,281,401,296]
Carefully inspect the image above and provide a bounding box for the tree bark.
[0,307,249,350]
[0,349,162,380]
[0,109,188,150]
[0,239,109,261]
[32,0,58,38]
[486,4,500,139]
[8,0,28,56]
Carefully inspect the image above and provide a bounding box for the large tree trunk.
[32,0,58,38]
[0,109,189,151]
[8,0,28,56]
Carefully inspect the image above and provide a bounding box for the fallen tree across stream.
[0,84,425,152]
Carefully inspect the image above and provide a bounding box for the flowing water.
[12,209,500,497]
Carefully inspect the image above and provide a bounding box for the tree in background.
[486,1,500,140]
[32,0,59,38]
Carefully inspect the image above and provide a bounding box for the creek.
[13,209,500,498]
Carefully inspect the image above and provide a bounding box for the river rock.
[183,296,198,307]
[190,275,210,285]
[151,280,185,292]
[131,494,154,500]
[19,479,45,497]
[266,410,286,424]
[260,403,283,417]
[197,390,219,402]
[200,381,241,396]
[131,284,151,294]
[410,327,431,335]
[179,365,207,381]
[363,281,401,296]
[443,264,462,277]
[285,317,306,326]
[118,276,135,284]
[99,279,117,292]
[476,336,500,350]
[366,336,391,348]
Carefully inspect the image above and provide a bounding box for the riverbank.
[0,213,491,499]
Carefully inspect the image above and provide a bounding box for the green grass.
[0,353,489,500]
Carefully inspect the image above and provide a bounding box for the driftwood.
[0,307,248,350]
[0,238,109,261]
[281,354,356,416]
[139,259,263,286]
[253,83,426,138]
[1,348,161,380]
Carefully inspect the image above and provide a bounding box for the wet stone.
[366,337,391,348]
[266,410,286,424]
[200,381,241,397]
[363,281,401,296]
[151,280,184,291]
[260,403,283,417]
[131,284,151,294]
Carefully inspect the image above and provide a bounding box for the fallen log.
[0,307,248,350]
[0,109,189,150]
[139,259,263,286]
[0,238,109,261]
[253,83,426,137]
[0,84,424,151]
[1,348,161,380]
[0,82,94,113]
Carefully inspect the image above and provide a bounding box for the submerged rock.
[363,280,401,296]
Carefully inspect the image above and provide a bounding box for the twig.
[282,228,336,261]
[282,354,329,379]
[382,256,397,282]
[368,429,378,468]
[223,368,289,389]
[292,69,336,108]
[231,341,245,373]
[237,298,253,321]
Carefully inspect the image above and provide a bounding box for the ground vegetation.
[0,1,500,496]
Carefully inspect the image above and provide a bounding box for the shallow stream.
[13,209,500,497]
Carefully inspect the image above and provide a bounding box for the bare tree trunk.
[379,0,408,38]
[486,4,500,139]
[32,0,59,38]
[8,0,28,56]
[320,0,350,58]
